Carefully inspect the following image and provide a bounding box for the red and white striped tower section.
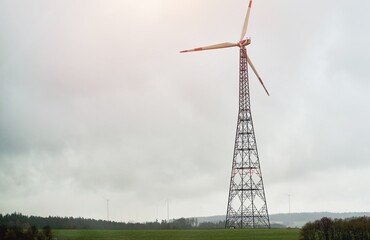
[180,0,270,228]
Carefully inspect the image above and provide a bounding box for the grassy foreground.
[53,228,300,240]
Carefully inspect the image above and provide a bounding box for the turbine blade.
[247,56,270,96]
[180,42,238,53]
[240,0,252,41]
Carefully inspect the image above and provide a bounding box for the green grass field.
[53,228,300,240]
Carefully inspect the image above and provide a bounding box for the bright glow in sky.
[1,0,370,223]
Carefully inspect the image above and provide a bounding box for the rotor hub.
[238,39,251,47]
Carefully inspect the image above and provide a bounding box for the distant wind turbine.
[99,195,110,221]
[104,198,110,221]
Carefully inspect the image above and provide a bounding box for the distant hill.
[196,212,370,228]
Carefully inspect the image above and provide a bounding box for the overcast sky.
[1,0,370,223]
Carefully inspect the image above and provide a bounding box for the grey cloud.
[1,0,370,222]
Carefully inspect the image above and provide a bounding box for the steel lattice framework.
[225,48,270,229]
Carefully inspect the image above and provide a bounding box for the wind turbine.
[106,198,110,222]
[180,0,271,228]
[101,196,110,222]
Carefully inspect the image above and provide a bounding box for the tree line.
[300,216,370,240]
[0,213,225,230]
[0,225,52,240]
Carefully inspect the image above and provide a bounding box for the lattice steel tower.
[225,48,270,229]
[180,0,271,229]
